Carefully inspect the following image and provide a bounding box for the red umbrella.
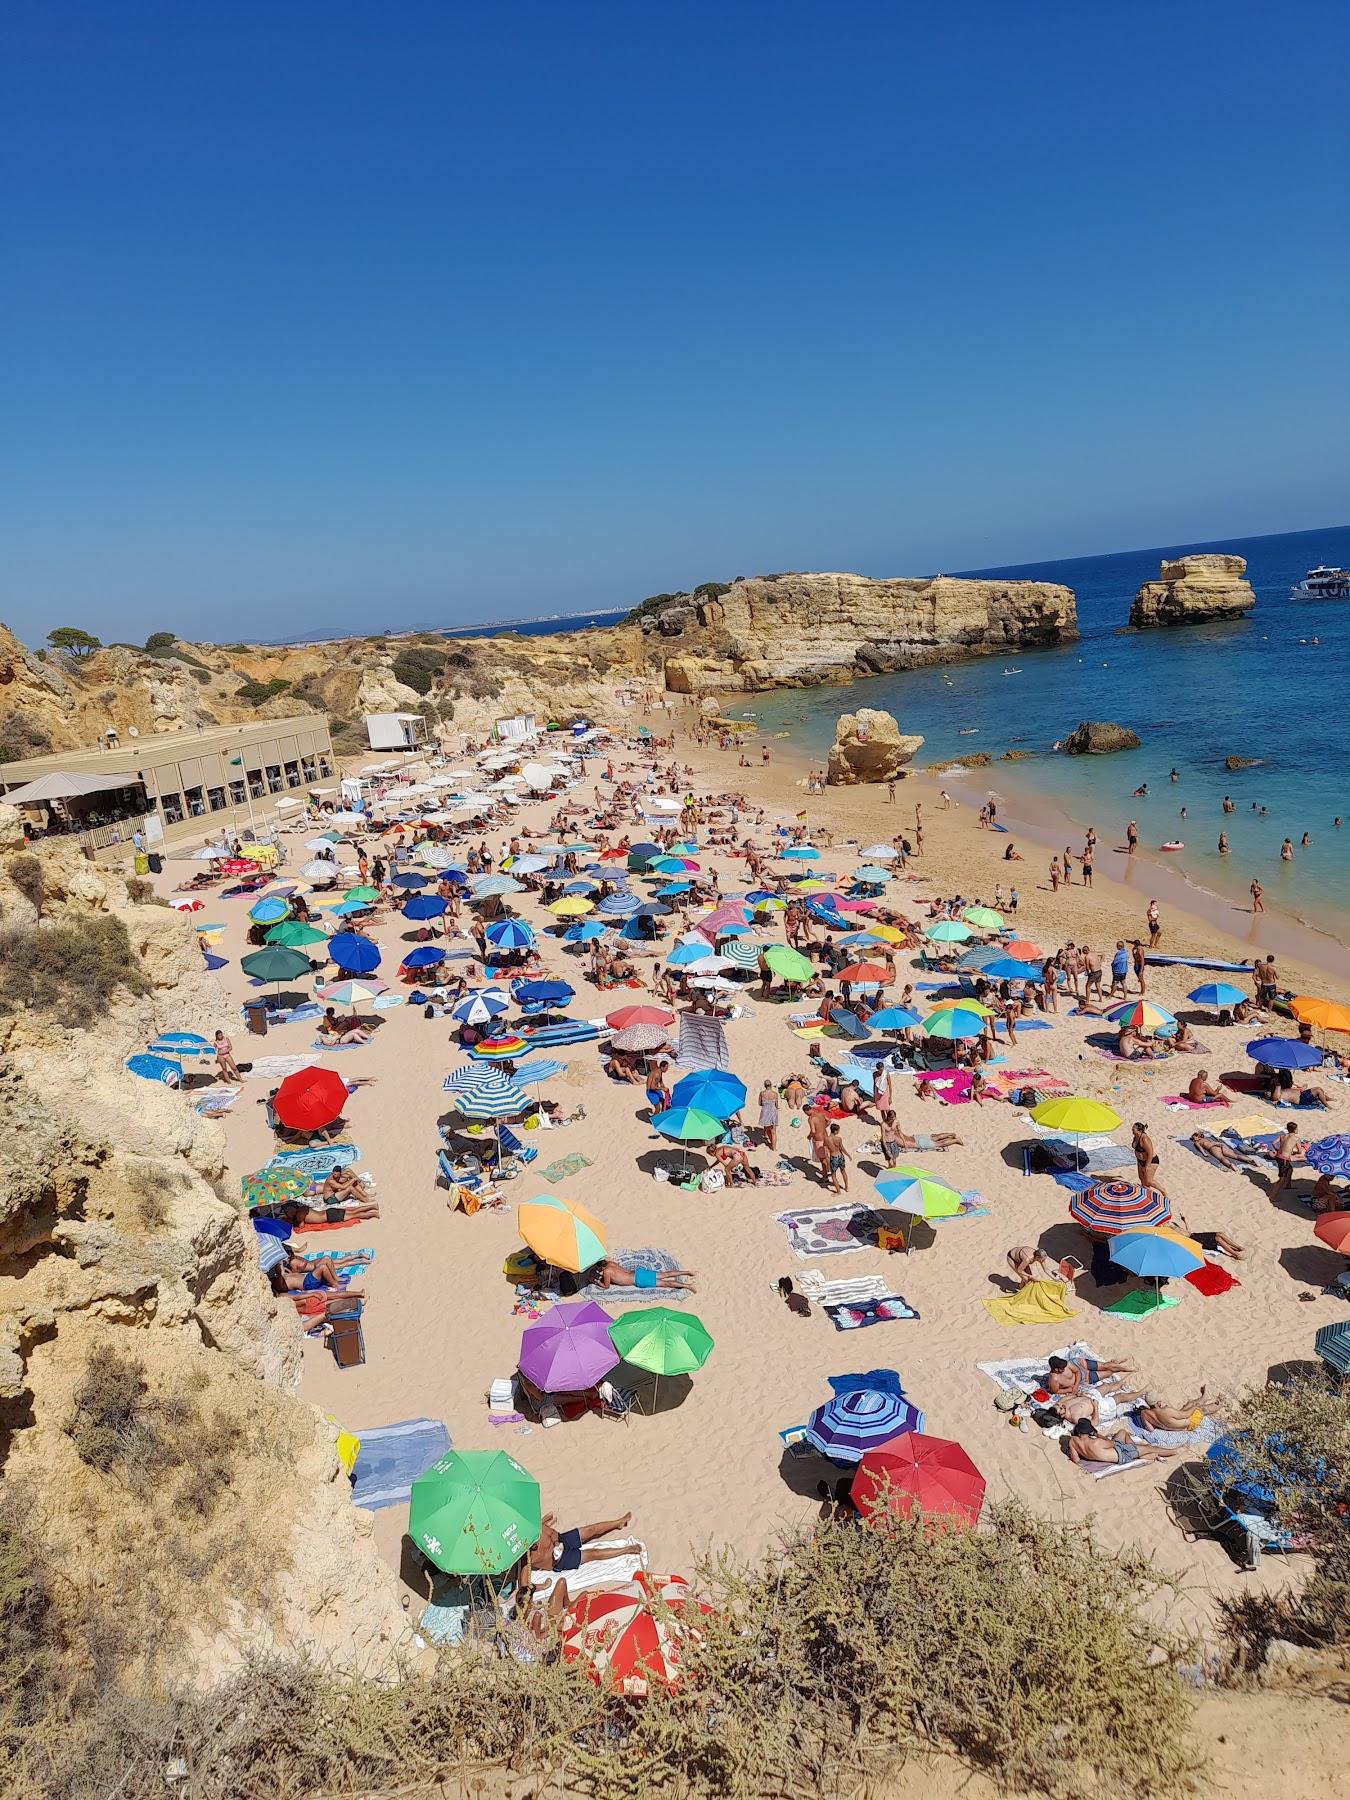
[272,1065,349,1132]
[221,857,260,874]
[836,961,889,984]
[561,1573,710,1696]
[605,1004,675,1030]
[851,1431,985,1528]
[598,847,627,862]
[1004,939,1042,961]
[1314,1211,1350,1254]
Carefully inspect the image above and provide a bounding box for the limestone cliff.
[0,809,411,1686]
[827,708,925,785]
[1128,554,1256,628]
[640,572,1076,695]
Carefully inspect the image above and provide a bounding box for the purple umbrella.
[518,1300,619,1393]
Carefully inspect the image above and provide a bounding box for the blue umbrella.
[979,957,1044,982]
[667,941,711,967]
[515,979,574,1007]
[670,1070,748,1118]
[1246,1037,1322,1070]
[328,932,382,974]
[805,1386,925,1463]
[1307,1135,1350,1178]
[806,898,845,924]
[868,1006,922,1031]
[451,990,510,1024]
[403,893,448,921]
[780,846,820,861]
[513,1057,567,1087]
[563,878,599,893]
[403,945,446,969]
[146,1031,213,1056]
[564,920,608,943]
[391,871,429,889]
[248,897,290,924]
[486,918,535,950]
[957,945,1005,971]
[599,893,641,916]
[1188,982,1247,1009]
[656,881,692,897]
[837,931,885,948]
[829,1009,869,1040]
[126,1052,184,1085]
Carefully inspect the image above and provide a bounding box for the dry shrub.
[6,1501,1198,1799]
[6,854,44,915]
[0,914,150,1025]
[123,877,166,907]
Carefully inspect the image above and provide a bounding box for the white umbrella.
[648,797,684,813]
[184,844,231,860]
[304,836,338,851]
[300,860,339,882]
[681,953,733,976]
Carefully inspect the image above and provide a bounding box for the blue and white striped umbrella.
[450,990,511,1025]
[443,1064,491,1092]
[486,918,535,950]
[454,1077,530,1118]
[512,1057,567,1086]
[147,1031,213,1057]
[471,874,524,899]
[598,892,641,916]
[804,1388,925,1463]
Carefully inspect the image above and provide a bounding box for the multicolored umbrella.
[318,978,387,1005]
[519,1300,619,1392]
[241,1167,311,1207]
[486,918,535,950]
[851,1432,985,1528]
[1109,1227,1203,1312]
[408,1449,540,1575]
[272,1065,349,1131]
[651,1105,723,1144]
[468,1035,529,1060]
[561,1573,709,1696]
[518,1192,607,1272]
[1106,999,1176,1032]
[921,1007,988,1040]
[874,1165,962,1222]
[805,1386,925,1463]
[1307,1135,1350,1178]
[1069,1179,1170,1235]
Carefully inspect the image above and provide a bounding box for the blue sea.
[737,526,1350,940]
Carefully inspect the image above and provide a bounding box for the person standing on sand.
[1062,845,1073,885]
[1146,900,1161,947]
[806,1108,831,1186]
[1080,843,1094,886]
[1251,878,1264,912]
[826,1123,850,1194]
[1109,941,1129,998]
[757,1079,780,1152]
[1132,1122,1162,1191]
[1126,820,1138,855]
[1048,858,1060,892]
[1132,940,1147,993]
[886,780,896,804]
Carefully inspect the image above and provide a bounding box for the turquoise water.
[738,525,1350,939]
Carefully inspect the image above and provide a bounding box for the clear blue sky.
[3,1,1347,645]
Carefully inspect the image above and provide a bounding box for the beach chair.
[597,1383,638,1424]
[328,1304,365,1369]
[497,1124,538,1164]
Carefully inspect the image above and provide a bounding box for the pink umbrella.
[694,904,753,940]
[518,1301,619,1392]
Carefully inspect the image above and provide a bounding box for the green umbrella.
[240,947,312,994]
[265,920,327,947]
[963,906,1003,931]
[344,885,380,904]
[609,1306,714,1411]
[924,920,973,943]
[408,1449,541,1575]
[762,943,813,984]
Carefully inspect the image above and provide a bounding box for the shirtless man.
[1045,1352,1135,1397]
[528,1511,635,1582]
[1129,1388,1219,1433]
[806,1107,832,1185]
[1186,1069,1230,1106]
[1066,1420,1175,1467]
[595,1260,696,1292]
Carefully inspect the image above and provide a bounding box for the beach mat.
[773,1204,883,1258]
[351,1418,452,1510]
[980,1279,1077,1327]
[823,1294,919,1330]
[563,1249,690,1308]
[539,1151,594,1185]
[244,1054,316,1081]
[269,1144,360,1177]
[1162,1095,1229,1110]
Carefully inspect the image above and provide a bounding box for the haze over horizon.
[3,1,1347,646]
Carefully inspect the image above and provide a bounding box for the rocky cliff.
[0,809,411,1686]
[641,572,1077,695]
[1128,554,1256,628]
[827,708,925,784]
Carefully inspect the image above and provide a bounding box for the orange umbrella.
[1004,939,1042,961]
[836,962,889,984]
[1313,1211,1350,1254]
[1290,995,1350,1034]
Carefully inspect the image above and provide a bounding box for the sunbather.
[269,1254,364,1298]
[594,1259,697,1292]
[1128,1387,1220,1433]
[529,1511,635,1578]
[1170,1211,1244,1258]
[255,1194,380,1226]
[1189,1130,1255,1170]
[1186,1070,1229,1105]
[1065,1420,1175,1466]
[320,1165,371,1205]
[318,1007,370,1046]
[1045,1352,1135,1397]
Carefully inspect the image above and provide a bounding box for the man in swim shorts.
[1066,1420,1174,1466]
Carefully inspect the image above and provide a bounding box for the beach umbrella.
[667,941,711,967]
[851,1432,985,1528]
[599,893,641,917]
[451,990,510,1024]
[696,904,754,937]
[561,1573,708,1697]
[868,1005,922,1032]
[1109,1227,1203,1313]
[1033,1095,1124,1172]
[606,1004,674,1031]
[921,1007,987,1041]
[304,835,339,850]
[656,881,692,897]
[1313,1212,1350,1254]
[852,866,893,885]
[805,1387,925,1464]
[403,893,448,921]
[1314,1321,1350,1378]
[408,1449,540,1576]
[125,1052,183,1085]
[779,845,820,861]
[300,859,340,883]
[390,870,429,889]
[670,1070,747,1118]
[679,953,734,978]
[456,1077,530,1119]
[416,844,460,869]
[611,1023,670,1053]
[874,1165,963,1224]
[1188,982,1248,1011]
[1004,939,1043,961]
[550,896,593,917]
[516,979,574,1008]
[518,1192,607,1273]
[836,962,889,985]
[837,931,885,949]
[859,845,898,861]
[328,932,381,975]
[762,944,813,984]
[472,875,524,900]
[1069,1179,1170,1235]
[722,938,767,970]
[468,1035,529,1060]
[962,906,1004,930]
[343,885,380,904]
[240,1167,310,1207]
[241,946,312,988]
[1107,999,1176,1033]
[957,944,1004,971]
[146,1030,213,1057]
[329,898,372,918]
[520,1300,619,1393]
[924,920,973,944]
[318,978,387,1006]
[486,918,535,951]
[402,945,446,970]
[273,1066,348,1132]
[608,1307,713,1410]
[265,920,327,948]
[247,897,290,925]
[649,855,698,874]
[626,843,661,870]
[512,1057,567,1089]
[1307,1136,1350,1179]
[565,920,608,943]
[1289,995,1350,1034]
[506,854,551,875]
[1246,1037,1322,1070]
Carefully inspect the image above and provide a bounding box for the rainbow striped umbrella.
[468,1035,529,1060]
[1069,1179,1171,1235]
[1105,999,1176,1033]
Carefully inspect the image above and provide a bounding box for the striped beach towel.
[676,1011,730,1072]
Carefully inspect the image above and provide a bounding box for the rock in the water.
[1001,749,1034,760]
[826,708,924,785]
[1062,720,1141,755]
[1128,554,1256,628]
[1224,754,1263,770]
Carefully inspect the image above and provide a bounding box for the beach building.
[0,715,335,854]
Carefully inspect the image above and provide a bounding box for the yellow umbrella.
[1145,1224,1206,1258]
[517,1193,607,1273]
[928,999,996,1019]
[1290,995,1350,1034]
[867,923,905,944]
[1030,1096,1121,1135]
[549,896,594,917]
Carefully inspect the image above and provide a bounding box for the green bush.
[391,644,448,696]
[624,590,688,623]
[235,677,292,706]
[0,915,151,1026]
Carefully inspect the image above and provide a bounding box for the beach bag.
[699,1167,725,1194]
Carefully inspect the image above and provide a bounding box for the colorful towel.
[1185,1261,1241,1296]
[980,1278,1078,1327]
[297,1246,374,1269]
[937,1189,989,1221]
[269,1144,360,1177]
[773,1204,882,1258]
[823,1294,919,1330]
[540,1151,594,1185]
[1162,1095,1228,1110]
[311,1039,365,1051]
[351,1418,452,1510]
[1104,1290,1181,1318]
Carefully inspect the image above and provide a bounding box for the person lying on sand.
[594,1259,697,1292]
[1128,1387,1220,1434]
[255,1193,381,1226]
[529,1512,635,1579]
[1045,1352,1135,1397]
[1065,1420,1174,1466]
[317,1008,370,1046]
[270,1254,364,1299]
[879,1111,962,1159]
[1188,1130,1258,1170]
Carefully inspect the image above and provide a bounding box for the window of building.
[207,786,227,811]
[248,771,265,799]
[284,760,300,787]
[265,763,283,793]
[184,785,205,817]
[229,780,247,806]
[301,756,318,781]
[161,792,184,825]
[318,756,333,777]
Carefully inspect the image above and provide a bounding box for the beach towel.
[1185,1261,1241,1297]
[1104,1290,1181,1318]
[193,1087,238,1116]
[676,1011,731,1072]
[351,1418,452,1510]
[559,1248,690,1308]
[269,1144,360,1177]
[310,1039,365,1051]
[372,993,404,1009]
[1162,1095,1228,1110]
[245,1054,315,1082]
[938,1190,989,1221]
[1013,1018,1053,1031]
[529,1539,648,1605]
[773,1204,882,1258]
[823,1294,919,1330]
[980,1279,1078,1327]
[797,1272,890,1304]
[1089,1456,1152,1481]
[977,1343,1101,1401]
[540,1151,594,1184]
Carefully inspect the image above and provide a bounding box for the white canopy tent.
[3,769,141,806]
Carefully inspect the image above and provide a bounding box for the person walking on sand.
[806,1107,832,1186]
[1131,940,1147,994]
[1132,1121,1162,1192]
[1250,878,1264,913]
[1126,820,1138,855]
[825,1122,850,1194]
[757,1079,780,1152]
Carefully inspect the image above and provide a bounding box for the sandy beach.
[164,719,1350,1644]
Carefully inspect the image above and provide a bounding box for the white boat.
[1291,565,1350,599]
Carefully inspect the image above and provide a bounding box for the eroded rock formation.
[1062,721,1141,755]
[826,708,924,784]
[1128,554,1256,628]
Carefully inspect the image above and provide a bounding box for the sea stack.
[826,707,924,784]
[1128,554,1256,628]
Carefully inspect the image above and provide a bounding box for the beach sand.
[166,717,1350,1645]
